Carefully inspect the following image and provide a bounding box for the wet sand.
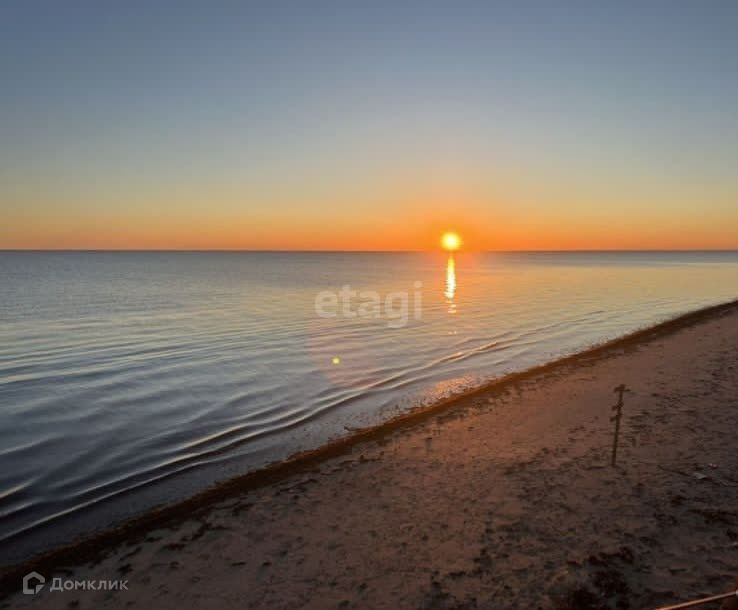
[3,300,738,609]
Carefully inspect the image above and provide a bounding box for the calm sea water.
[1,251,737,561]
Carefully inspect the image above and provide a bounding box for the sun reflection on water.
[444,254,456,314]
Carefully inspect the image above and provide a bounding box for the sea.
[1,250,737,562]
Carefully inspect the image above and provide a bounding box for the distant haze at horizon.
[2,248,738,254]
[2,2,737,250]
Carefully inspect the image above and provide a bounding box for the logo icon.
[23,571,45,595]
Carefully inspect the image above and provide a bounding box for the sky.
[1,1,737,250]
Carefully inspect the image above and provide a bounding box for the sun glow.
[441,232,461,251]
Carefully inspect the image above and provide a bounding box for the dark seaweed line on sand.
[1,297,737,595]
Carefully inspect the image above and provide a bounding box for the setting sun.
[441,232,462,252]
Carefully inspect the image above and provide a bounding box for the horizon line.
[2,248,738,254]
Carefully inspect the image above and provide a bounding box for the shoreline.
[2,296,738,602]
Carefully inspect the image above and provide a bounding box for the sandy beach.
[3,301,738,609]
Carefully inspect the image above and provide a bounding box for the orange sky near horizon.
[4,200,737,251]
[4,174,738,251]
[5,121,738,252]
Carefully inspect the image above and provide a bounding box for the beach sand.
[3,302,738,609]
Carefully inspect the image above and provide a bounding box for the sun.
[441,231,461,252]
